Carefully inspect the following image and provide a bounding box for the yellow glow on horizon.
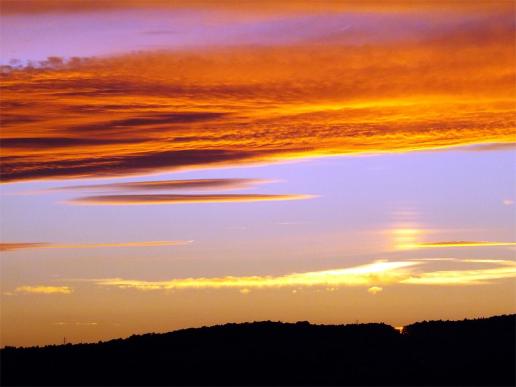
[90,259,516,291]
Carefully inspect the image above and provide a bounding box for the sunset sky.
[0,0,515,347]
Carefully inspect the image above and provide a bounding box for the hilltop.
[1,314,515,386]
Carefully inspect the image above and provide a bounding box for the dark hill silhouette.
[1,314,514,386]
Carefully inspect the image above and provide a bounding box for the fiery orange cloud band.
[69,194,315,206]
[1,10,514,183]
[1,0,511,15]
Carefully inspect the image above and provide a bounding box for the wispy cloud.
[462,143,516,152]
[69,194,315,206]
[90,259,516,291]
[413,241,516,248]
[0,242,49,251]
[54,178,272,192]
[0,240,192,252]
[14,285,73,295]
[388,226,516,250]
[401,259,516,285]
[53,321,98,326]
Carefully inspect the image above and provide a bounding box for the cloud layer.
[1,6,514,183]
[91,258,516,291]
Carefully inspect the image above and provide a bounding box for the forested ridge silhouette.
[1,314,514,386]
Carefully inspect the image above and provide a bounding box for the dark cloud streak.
[56,178,272,192]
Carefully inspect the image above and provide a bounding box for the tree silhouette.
[1,314,514,386]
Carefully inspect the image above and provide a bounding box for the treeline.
[1,314,514,386]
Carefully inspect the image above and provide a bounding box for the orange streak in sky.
[69,194,315,205]
[0,240,192,251]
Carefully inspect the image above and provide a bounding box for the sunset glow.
[1,0,514,347]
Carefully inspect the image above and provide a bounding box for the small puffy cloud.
[368,286,383,295]
[503,199,514,206]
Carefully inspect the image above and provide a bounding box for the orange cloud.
[1,8,514,183]
[0,240,192,252]
[69,194,315,206]
[0,242,49,251]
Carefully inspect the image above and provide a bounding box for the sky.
[0,0,515,347]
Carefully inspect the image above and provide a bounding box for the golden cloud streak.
[414,241,516,248]
[0,240,192,251]
[401,260,516,285]
[91,259,516,291]
[1,9,514,183]
[93,260,418,290]
[69,194,314,206]
[14,285,72,295]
